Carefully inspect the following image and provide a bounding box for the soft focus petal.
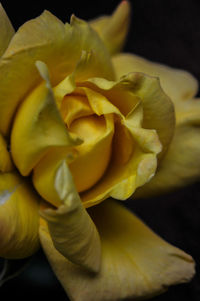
[90,1,131,55]
[135,98,200,197]
[40,161,101,273]
[11,63,80,176]
[0,10,114,136]
[112,53,198,104]
[40,199,195,301]
[0,172,40,258]
[0,4,14,57]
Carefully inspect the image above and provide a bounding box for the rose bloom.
[0,2,199,301]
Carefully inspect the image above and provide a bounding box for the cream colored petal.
[134,98,200,198]
[0,10,114,136]
[0,172,40,258]
[90,1,131,55]
[40,161,101,273]
[11,63,80,176]
[112,53,198,105]
[0,4,15,57]
[40,199,195,301]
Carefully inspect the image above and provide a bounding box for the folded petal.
[90,1,131,55]
[79,73,174,207]
[83,73,175,159]
[112,53,198,105]
[0,10,114,136]
[0,4,14,57]
[40,199,195,301]
[0,172,40,258]
[11,63,80,176]
[135,98,200,197]
[40,161,101,273]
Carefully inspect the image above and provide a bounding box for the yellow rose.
[0,2,197,301]
[91,2,200,198]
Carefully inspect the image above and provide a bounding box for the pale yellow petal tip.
[54,160,80,210]
[111,0,131,27]
[35,60,51,88]
[163,251,195,287]
[117,0,131,15]
[70,14,86,27]
[89,0,131,55]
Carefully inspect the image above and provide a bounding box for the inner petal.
[68,114,114,193]
[61,94,93,127]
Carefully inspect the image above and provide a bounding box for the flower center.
[60,93,114,193]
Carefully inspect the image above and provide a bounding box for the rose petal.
[40,199,195,301]
[39,161,101,273]
[33,114,114,203]
[83,72,175,159]
[61,94,93,127]
[90,1,131,55]
[0,172,40,258]
[0,10,114,135]
[11,63,80,176]
[135,98,200,197]
[112,53,198,105]
[78,73,175,207]
[69,114,114,192]
[0,4,14,57]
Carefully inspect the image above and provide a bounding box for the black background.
[0,0,200,300]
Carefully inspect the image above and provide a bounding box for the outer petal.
[0,172,40,258]
[0,4,14,57]
[40,199,195,301]
[40,161,101,273]
[135,98,200,197]
[90,1,131,55]
[0,10,114,136]
[112,53,198,105]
